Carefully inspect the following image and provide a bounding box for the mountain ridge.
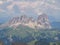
[0,14,51,29]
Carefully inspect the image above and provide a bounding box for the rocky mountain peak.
[37,14,51,29]
[0,14,51,29]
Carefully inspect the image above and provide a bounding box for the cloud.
[6,0,14,2]
[52,0,56,3]
[6,1,38,12]
[0,1,4,5]
[4,0,60,16]
[0,9,6,12]
[6,0,60,10]
[7,3,14,10]
[44,3,60,10]
[47,0,56,3]
[34,8,43,15]
[6,1,44,13]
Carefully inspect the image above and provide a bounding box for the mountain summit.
[0,14,51,29]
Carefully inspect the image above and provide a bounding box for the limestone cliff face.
[0,14,51,29]
[37,14,51,29]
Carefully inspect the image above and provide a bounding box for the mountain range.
[0,13,51,29]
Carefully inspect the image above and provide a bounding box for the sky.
[0,0,60,23]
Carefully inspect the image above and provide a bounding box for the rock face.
[0,14,51,29]
[37,14,51,29]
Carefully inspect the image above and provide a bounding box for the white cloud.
[47,0,56,3]
[34,8,43,15]
[6,0,13,2]
[7,4,14,10]
[0,9,5,12]
[0,1,4,4]
[6,1,44,11]
[44,3,60,10]
[19,1,60,9]
[6,0,60,16]
[52,0,55,3]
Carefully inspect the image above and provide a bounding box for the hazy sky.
[0,0,60,23]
